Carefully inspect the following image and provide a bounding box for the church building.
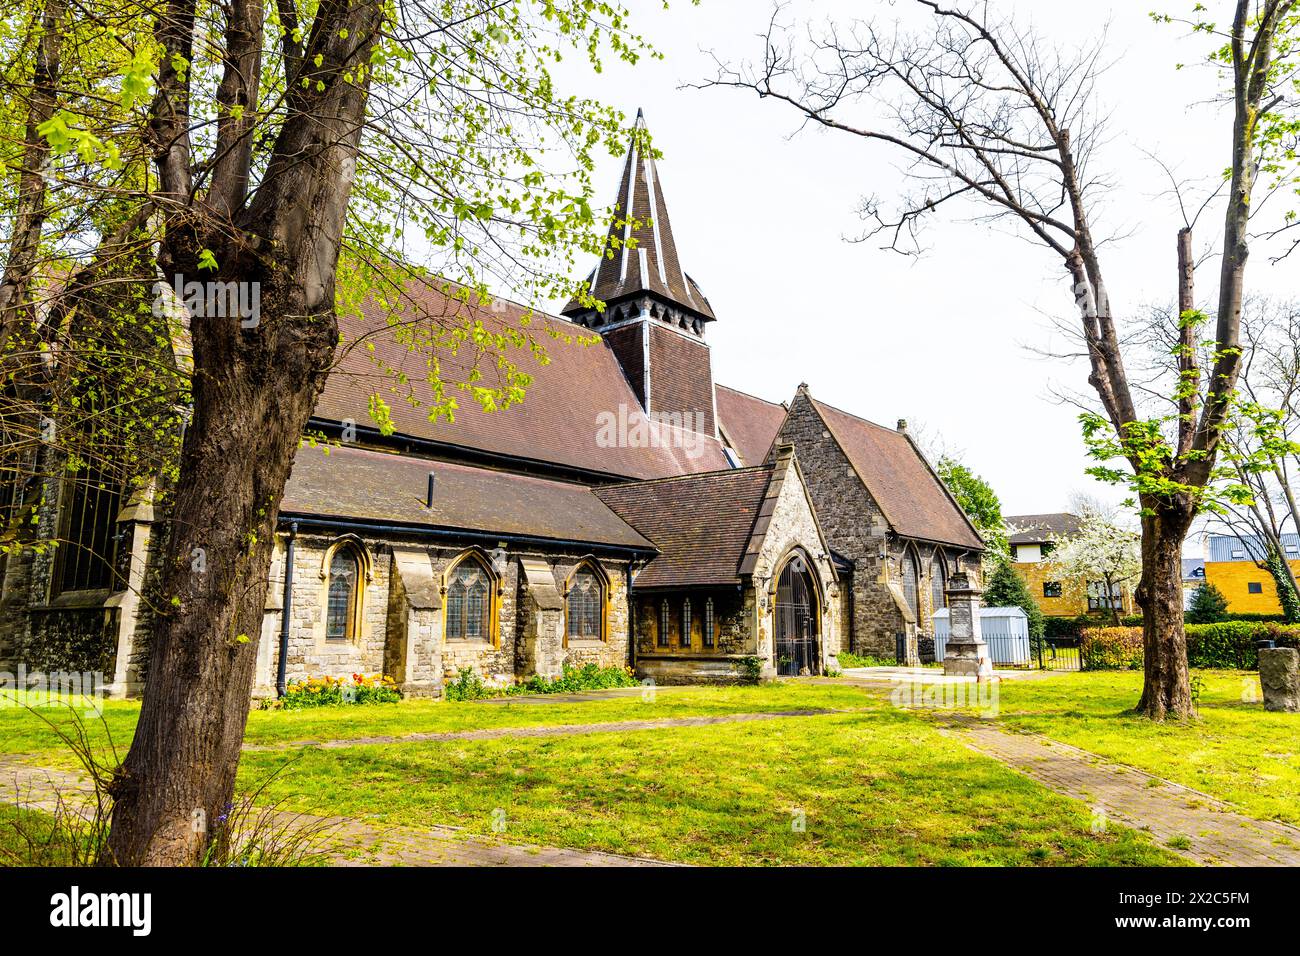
[0,112,984,697]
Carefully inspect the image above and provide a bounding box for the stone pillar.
[252,538,283,701]
[519,559,564,679]
[942,570,992,681]
[1259,647,1299,713]
[102,485,157,698]
[387,548,442,698]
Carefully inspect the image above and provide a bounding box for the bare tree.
[703,0,1296,718]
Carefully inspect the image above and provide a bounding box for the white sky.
[539,0,1296,523]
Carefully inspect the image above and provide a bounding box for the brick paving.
[242,707,839,752]
[0,756,671,867]
[943,717,1300,866]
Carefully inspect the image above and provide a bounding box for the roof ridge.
[597,463,773,490]
[716,382,784,407]
[808,394,900,436]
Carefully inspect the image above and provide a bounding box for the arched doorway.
[774,557,820,676]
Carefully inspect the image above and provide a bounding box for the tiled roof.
[808,395,985,550]
[716,385,786,466]
[562,111,715,323]
[315,279,731,480]
[594,466,774,587]
[1005,513,1082,545]
[281,443,655,552]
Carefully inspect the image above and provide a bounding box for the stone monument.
[1259,646,1299,713]
[943,570,992,681]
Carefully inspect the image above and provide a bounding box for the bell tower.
[563,110,717,437]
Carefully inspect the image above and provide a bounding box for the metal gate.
[1037,636,1084,671]
[775,561,819,676]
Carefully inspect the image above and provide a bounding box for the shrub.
[838,651,896,668]
[509,662,638,696]
[270,673,401,709]
[443,667,492,702]
[1080,622,1300,670]
[1080,627,1144,670]
[1187,583,1229,624]
[445,662,638,701]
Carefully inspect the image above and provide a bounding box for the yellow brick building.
[1203,533,1300,614]
[1006,513,1135,618]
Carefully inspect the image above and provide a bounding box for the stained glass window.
[326,548,359,642]
[447,558,492,641]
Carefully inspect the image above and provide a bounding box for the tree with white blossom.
[1048,505,1142,626]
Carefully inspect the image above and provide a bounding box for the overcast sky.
[539,0,1295,526]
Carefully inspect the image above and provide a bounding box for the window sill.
[37,590,114,611]
[444,640,500,651]
[565,638,607,648]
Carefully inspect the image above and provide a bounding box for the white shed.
[932,606,1031,666]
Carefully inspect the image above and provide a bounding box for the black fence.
[1037,636,1084,672]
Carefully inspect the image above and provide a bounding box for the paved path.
[942,717,1300,867]
[0,757,670,867]
[242,707,839,752]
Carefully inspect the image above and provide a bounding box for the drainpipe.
[276,522,297,697]
[626,562,636,672]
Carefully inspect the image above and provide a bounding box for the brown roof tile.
[594,466,774,587]
[317,281,731,479]
[562,111,714,322]
[281,443,655,552]
[716,385,786,466]
[809,395,984,550]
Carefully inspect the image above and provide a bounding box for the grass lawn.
[236,705,1181,866]
[991,670,1300,827]
[8,671,1287,866]
[0,683,879,765]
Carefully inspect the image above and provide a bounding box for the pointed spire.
[563,110,715,328]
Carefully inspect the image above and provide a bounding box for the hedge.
[1080,622,1300,670]
[1045,611,1288,642]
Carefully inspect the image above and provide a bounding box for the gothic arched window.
[681,598,692,648]
[930,553,948,614]
[54,466,123,594]
[325,545,362,643]
[566,564,605,641]
[446,553,496,643]
[703,597,715,647]
[901,551,920,621]
[658,599,670,647]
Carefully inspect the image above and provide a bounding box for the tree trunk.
[1134,500,1195,719]
[105,0,381,865]
[103,270,338,865]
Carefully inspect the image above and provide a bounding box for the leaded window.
[703,597,715,647]
[567,567,603,641]
[901,552,919,620]
[681,598,692,647]
[447,557,492,641]
[930,554,947,612]
[54,467,122,594]
[325,547,360,642]
[658,599,670,647]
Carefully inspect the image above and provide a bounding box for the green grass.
[0,683,879,765]
[8,671,1288,866]
[992,670,1300,826]
[237,706,1182,866]
[0,805,68,866]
